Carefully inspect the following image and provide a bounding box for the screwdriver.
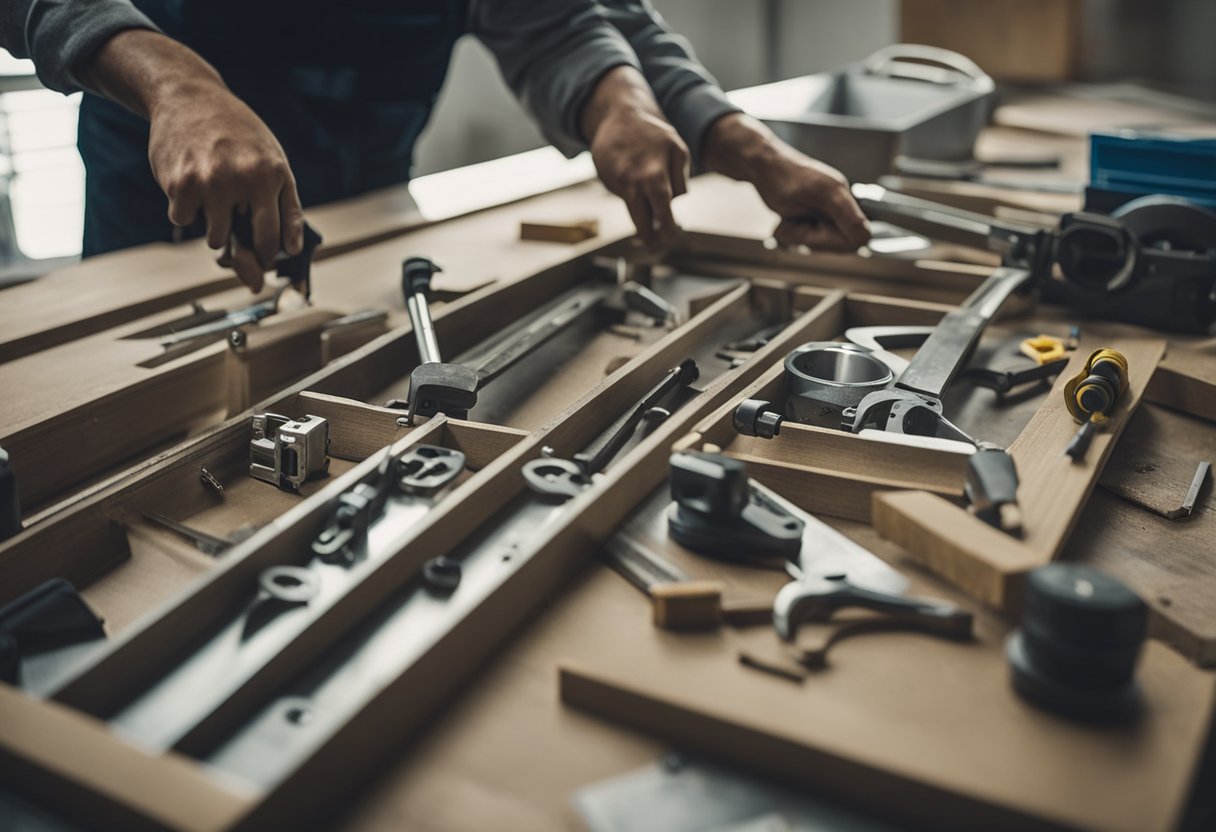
[1062,349,1128,462]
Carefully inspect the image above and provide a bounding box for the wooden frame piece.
[0,276,850,830]
[676,292,967,523]
[872,336,1168,609]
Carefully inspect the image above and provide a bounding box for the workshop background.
[0,0,1213,276]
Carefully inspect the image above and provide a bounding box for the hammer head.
[408,363,480,421]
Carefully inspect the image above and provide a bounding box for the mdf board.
[900,0,1084,82]
[0,271,851,830]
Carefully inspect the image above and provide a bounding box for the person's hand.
[703,113,870,252]
[581,66,689,247]
[78,29,304,291]
[149,84,302,292]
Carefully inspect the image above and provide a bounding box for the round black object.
[421,556,462,594]
[1007,564,1147,722]
[1114,194,1216,252]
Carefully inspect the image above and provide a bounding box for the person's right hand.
[149,85,303,291]
[77,28,304,292]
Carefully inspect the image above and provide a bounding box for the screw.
[200,467,224,494]
[228,329,247,349]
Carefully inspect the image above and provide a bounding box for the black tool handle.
[574,360,698,476]
[231,213,322,299]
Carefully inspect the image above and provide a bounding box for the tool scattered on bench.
[964,448,1022,535]
[962,357,1068,399]
[0,446,20,542]
[1166,461,1211,520]
[523,360,699,502]
[1062,348,1129,462]
[852,183,1216,334]
[159,219,322,350]
[398,257,481,424]
[109,441,464,751]
[249,413,331,491]
[142,513,238,557]
[732,398,784,439]
[1006,563,1146,722]
[666,452,972,667]
[311,445,465,566]
[0,578,105,691]
[393,257,616,423]
[229,214,323,301]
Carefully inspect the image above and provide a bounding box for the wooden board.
[872,335,1168,609]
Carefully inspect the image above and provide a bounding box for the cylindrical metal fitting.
[784,342,894,428]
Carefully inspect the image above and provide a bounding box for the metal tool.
[622,281,678,325]
[1062,348,1129,462]
[229,215,322,301]
[399,257,480,423]
[962,357,1068,399]
[758,480,972,656]
[842,266,1033,443]
[733,399,783,439]
[142,513,234,556]
[249,413,331,491]
[393,258,616,422]
[666,452,804,563]
[523,360,699,502]
[158,287,289,349]
[964,449,1022,535]
[852,183,1216,334]
[1166,461,1211,520]
[108,443,464,752]
[311,445,465,567]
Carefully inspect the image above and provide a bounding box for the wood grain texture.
[1007,336,1167,559]
[1145,347,1216,419]
[873,335,1169,608]
[0,684,255,832]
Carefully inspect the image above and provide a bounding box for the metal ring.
[784,343,894,427]
[258,566,320,605]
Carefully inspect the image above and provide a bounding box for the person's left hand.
[703,113,871,252]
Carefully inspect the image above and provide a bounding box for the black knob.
[1007,563,1146,722]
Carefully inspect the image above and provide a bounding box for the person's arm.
[78,29,303,289]
[598,0,870,251]
[471,0,688,246]
[1,0,301,289]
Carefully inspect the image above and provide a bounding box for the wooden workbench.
[1,89,1213,832]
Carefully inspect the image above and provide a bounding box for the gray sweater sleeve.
[470,0,641,158]
[596,0,740,165]
[471,0,740,164]
[1,0,158,94]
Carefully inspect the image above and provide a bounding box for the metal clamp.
[249,414,331,491]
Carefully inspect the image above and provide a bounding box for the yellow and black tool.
[1062,348,1129,462]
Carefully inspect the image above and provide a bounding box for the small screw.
[228,329,247,349]
[200,467,224,494]
[421,556,462,594]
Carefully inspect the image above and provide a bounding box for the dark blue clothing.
[79,0,464,255]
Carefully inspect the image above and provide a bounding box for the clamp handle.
[773,574,973,644]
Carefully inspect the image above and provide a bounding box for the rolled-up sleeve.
[598,0,740,164]
[0,0,158,94]
[470,0,641,157]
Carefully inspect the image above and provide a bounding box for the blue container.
[1089,130,1216,209]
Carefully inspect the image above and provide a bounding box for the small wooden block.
[651,580,724,630]
[519,219,599,244]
